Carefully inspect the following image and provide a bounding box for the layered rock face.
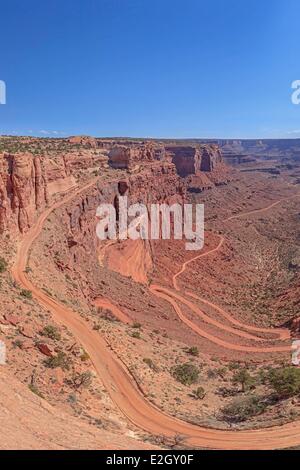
[165,144,230,192]
[165,144,223,177]
[68,135,98,148]
[108,144,156,170]
[0,152,49,233]
[0,147,108,234]
[57,159,186,282]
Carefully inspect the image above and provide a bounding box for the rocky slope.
[0,368,153,450]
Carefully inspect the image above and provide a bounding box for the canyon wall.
[165,144,230,192]
[108,144,157,170]
[0,139,227,236]
[0,152,49,234]
[165,144,223,177]
[0,149,108,235]
[47,158,186,290]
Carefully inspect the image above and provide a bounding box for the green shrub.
[0,257,8,273]
[228,361,241,371]
[40,325,61,341]
[44,352,71,370]
[221,395,266,423]
[71,371,93,389]
[187,346,199,357]
[20,289,32,299]
[171,363,200,386]
[131,331,141,339]
[28,383,44,398]
[143,358,159,372]
[132,322,142,329]
[267,367,300,398]
[192,386,206,400]
[80,350,90,362]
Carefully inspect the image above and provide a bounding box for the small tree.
[267,367,300,398]
[232,368,255,392]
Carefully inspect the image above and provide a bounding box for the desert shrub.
[186,346,199,357]
[215,367,228,379]
[143,358,159,372]
[20,289,32,299]
[13,339,23,349]
[40,325,61,341]
[44,352,71,370]
[171,363,200,386]
[131,331,141,339]
[28,383,44,398]
[207,368,217,379]
[228,361,241,371]
[80,350,90,362]
[0,257,8,273]
[267,367,300,398]
[132,322,142,329]
[71,371,93,389]
[217,386,239,398]
[192,386,206,400]
[99,308,117,322]
[221,395,267,423]
[232,368,255,392]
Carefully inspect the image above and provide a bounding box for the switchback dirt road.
[12,184,300,449]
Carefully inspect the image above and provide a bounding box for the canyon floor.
[0,136,299,449]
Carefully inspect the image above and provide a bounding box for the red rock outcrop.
[0,152,49,234]
[165,144,231,192]
[165,144,223,177]
[68,135,97,148]
[108,144,156,170]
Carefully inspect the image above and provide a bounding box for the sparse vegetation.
[40,324,61,341]
[44,352,71,370]
[192,386,206,400]
[186,346,199,357]
[143,357,159,372]
[267,367,300,398]
[221,395,267,423]
[171,363,200,386]
[80,350,90,362]
[0,257,8,273]
[131,330,141,339]
[28,383,44,398]
[20,289,32,299]
[70,371,93,389]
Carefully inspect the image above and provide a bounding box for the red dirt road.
[11,184,300,449]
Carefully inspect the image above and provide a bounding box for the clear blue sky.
[1,0,300,139]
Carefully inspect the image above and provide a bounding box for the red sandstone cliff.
[165,144,231,191]
[0,152,49,233]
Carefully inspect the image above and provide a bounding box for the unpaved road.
[12,184,300,449]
